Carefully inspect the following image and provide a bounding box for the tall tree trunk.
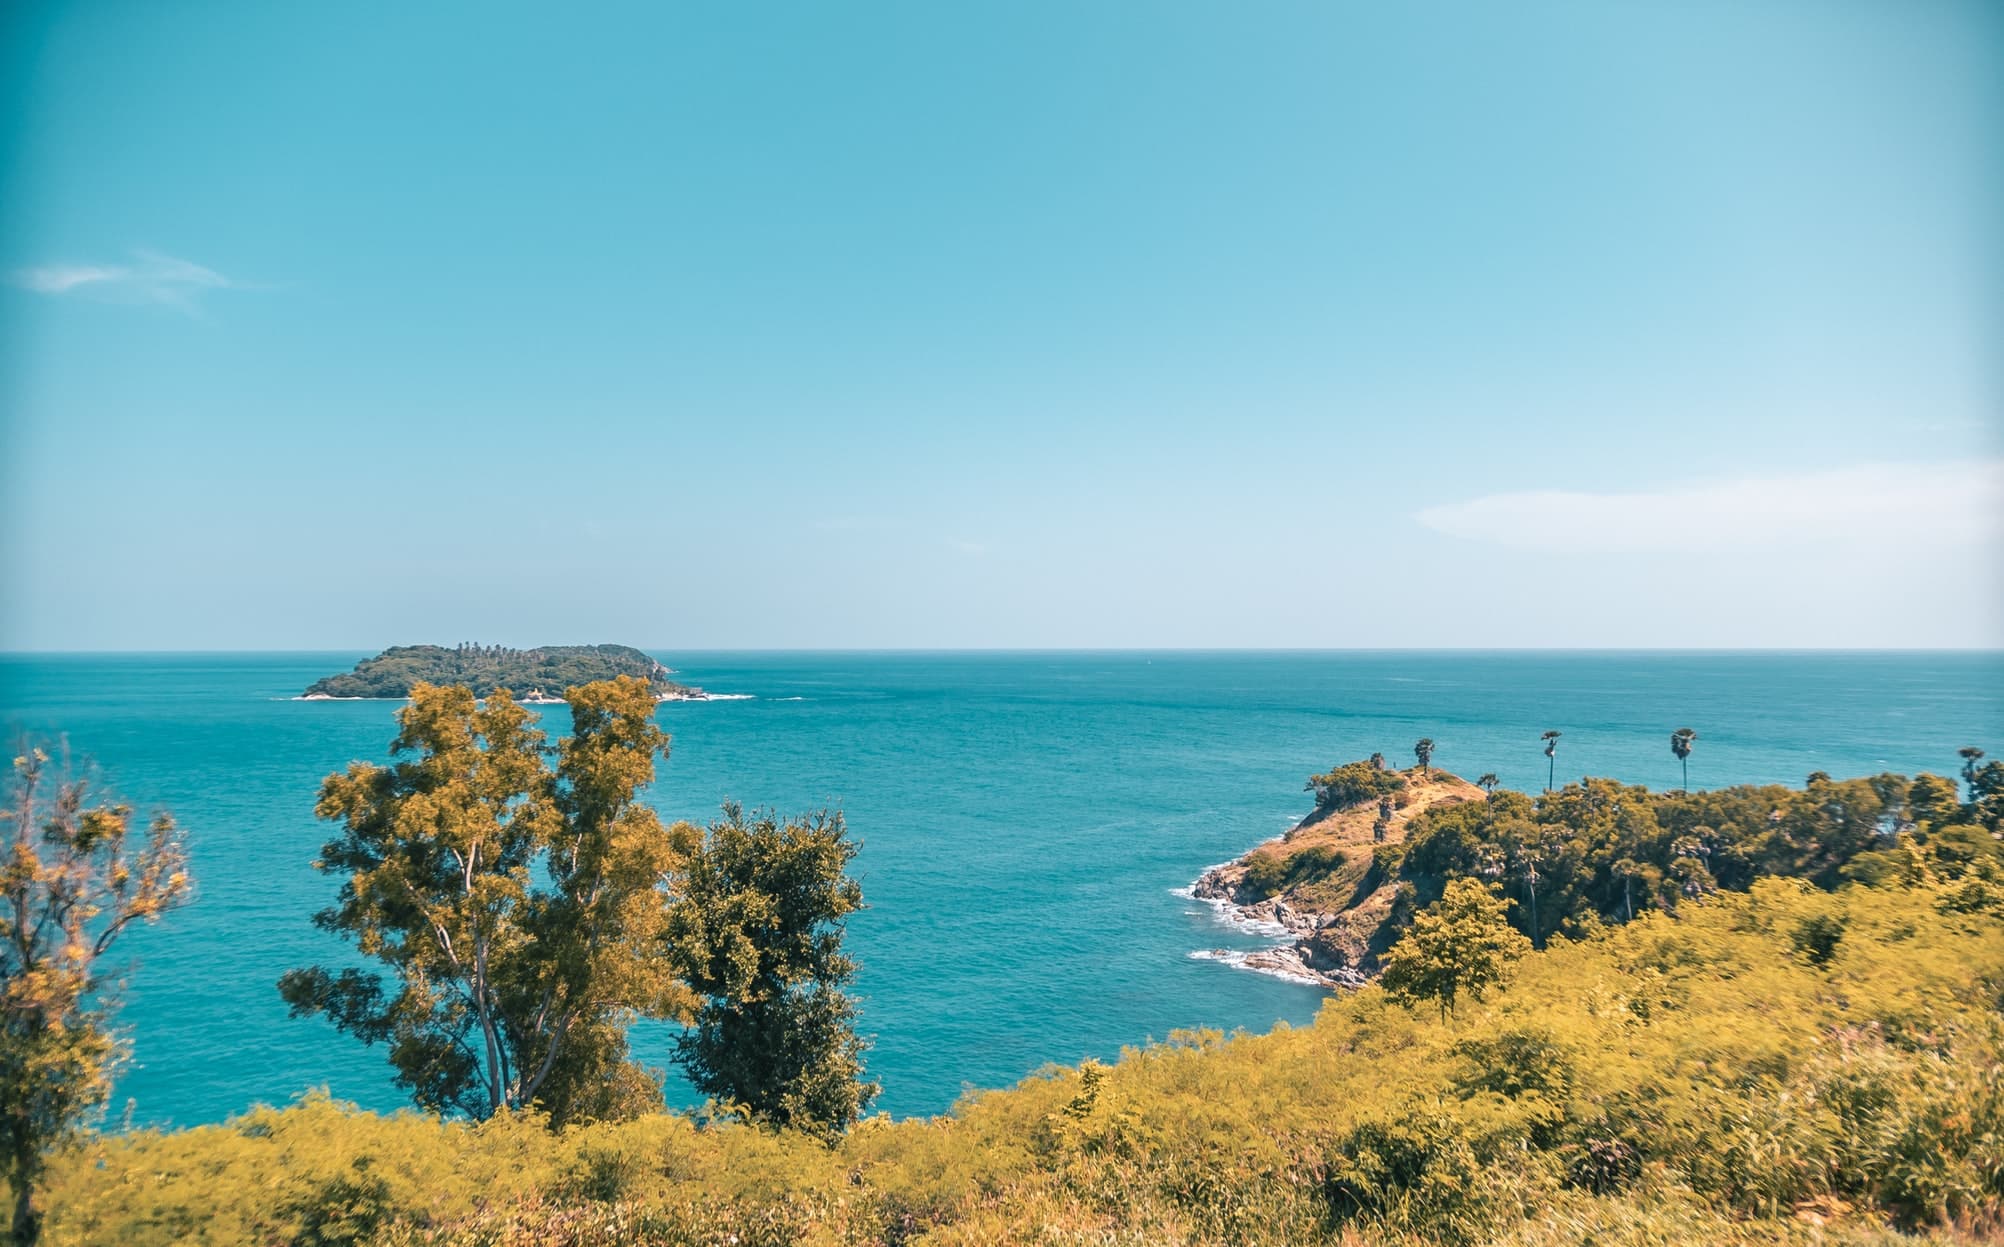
[1526,867,1540,951]
[11,1149,40,1247]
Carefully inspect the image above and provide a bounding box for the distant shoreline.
[300,643,710,701]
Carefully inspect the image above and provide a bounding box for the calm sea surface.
[1,650,1998,1127]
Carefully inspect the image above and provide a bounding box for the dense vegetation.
[1,751,190,1245]
[2,678,870,1244]
[28,868,2004,1245]
[1305,760,1407,814]
[8,715,2003,1245]
[1389,760,2004,950]
[303,645,696,700]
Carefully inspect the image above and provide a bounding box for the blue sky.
[3,0,1999,650]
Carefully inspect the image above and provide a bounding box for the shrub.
[1791,913,1848,966]
[1238,846,1347,902]
[1306,761,1407,812]
[1324,1109,1501,1246]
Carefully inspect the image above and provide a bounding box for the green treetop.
[278,677,695,1126]
[667,804,877,1140]
[1380,877,1531,1019]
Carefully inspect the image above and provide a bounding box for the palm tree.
[1671,728,1698,791]
[1414,738,1435,777]
[1540,731,1561,792]
[1962,747,1987,799]
[1477,772,1499,798]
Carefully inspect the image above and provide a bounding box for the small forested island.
[301,643,705,702]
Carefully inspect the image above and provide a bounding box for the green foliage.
[1961,752,2004,830]
[1394,754,2002,949]
[283,1160,396,1247]
[1381,878,1531,1018]
[303,644,694,700]
[1790,912,1847,966]
[35,877,2004,1246]
[1908,774,1961,831]
[666,805,877,1140]
[1304,761,1406,812]
[1238,845,1347,902]
[1,748,191,1245]
[278,678,693,1124]
[1671,728,1698,790]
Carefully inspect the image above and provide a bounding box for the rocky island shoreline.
[301,642,712,703]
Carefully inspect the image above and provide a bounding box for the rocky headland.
[1191,766,1486,987]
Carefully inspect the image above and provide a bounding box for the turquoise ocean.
[1,650,1998,1128]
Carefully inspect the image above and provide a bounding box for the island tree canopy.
[303,644,695,701]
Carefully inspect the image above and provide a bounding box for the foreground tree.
[279,678,692,1125]
[1380,878,1529,1020]
[2,749,191,1245]
[1671,728,1698,791]
[667,804,877,1139]
[1540,731,1562,792]
[1413,739,1435,777]
[1476,773,1499,798]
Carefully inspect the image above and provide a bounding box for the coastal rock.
[1185,767,1486,990]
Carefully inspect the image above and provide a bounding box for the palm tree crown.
[1671,728,1698,791]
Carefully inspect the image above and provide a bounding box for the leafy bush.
[1305,761,1407,812]
[1791,912,1848,965]
[28,868,2004,1246]
[1238,845,1347,902]
[1324,1109,1501,1246]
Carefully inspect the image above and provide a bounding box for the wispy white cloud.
[11,250,238,307]
[1415,460,2004,554]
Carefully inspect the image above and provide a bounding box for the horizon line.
[4,646,2002,658]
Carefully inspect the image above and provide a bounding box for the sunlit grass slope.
[36,875,2004,1246]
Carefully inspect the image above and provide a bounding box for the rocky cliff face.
[1191,769,1485,987]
